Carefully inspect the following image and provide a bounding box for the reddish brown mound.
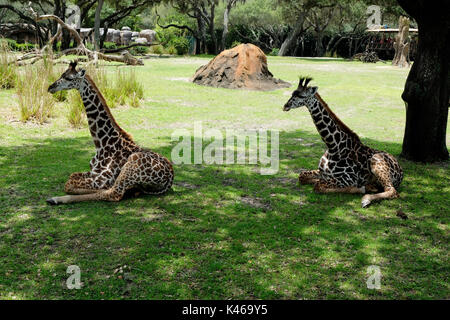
[191,43,290,91]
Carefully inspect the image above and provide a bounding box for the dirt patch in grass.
[240,195,272,211]
[175,181,199,190]
[271,176,296,187]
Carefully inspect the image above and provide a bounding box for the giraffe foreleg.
[299,169,320,185]
[47,161,136,205]
[46,152,173,205]
[64,172,100,195]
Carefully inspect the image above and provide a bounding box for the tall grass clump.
[66,90,86,128]
[43,57,67,102]
[0,40,17,89]
[86,65,144,108]
[114,68,144,107]
[16,62,56,124]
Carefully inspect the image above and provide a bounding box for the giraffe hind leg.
[361,154,400,208]
[314,179,365,194]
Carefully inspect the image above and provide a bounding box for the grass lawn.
[0,56,448,299]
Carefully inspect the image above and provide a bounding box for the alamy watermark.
[366,265,381,290]
[66,265,81,289]
[66,4,81,29]
[171,122,279,175]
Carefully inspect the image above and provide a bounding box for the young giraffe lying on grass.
[283,77,403,208]
[46,61,174,205]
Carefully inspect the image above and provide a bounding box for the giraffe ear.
[77,69,86,77]
[69,60,78,70]
[308,86,318,96]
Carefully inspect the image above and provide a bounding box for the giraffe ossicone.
[283,77,403,208]
[46,61,174,205]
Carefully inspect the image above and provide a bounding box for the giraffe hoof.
[361,199,371,208]
[46,198,58,205]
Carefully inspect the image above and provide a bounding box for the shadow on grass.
[294,57,354,63]
[0,131,448,299]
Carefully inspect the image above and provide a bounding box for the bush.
[103,42,117,50]
[66,90,86,128]
[231,41,242,48]
[0,40,17,89]
[166,45,177,55]
[85,42,94,51]
[268,48,279,56]
[15,43,36,51]
[170,37,189,55]
[1,38,37,52]
[16,62,56,124]
[129,45,149,55]
[150,44,165,55]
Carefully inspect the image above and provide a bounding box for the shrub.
[150,44,165,55]
[85,42,94,51]
[0,40,17,89]
[231,41,242,48]
[1,38,37,52]
[103,42,117,50]
[268,48,279,56]
[166,45,177,55]
[16,62,56,124]
[129,45,149,55]
[170,37,189,55]
[15,43,36,52]
[66,90,86,128]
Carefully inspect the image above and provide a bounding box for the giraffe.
[46,61,174,205]
[282,77,403,208]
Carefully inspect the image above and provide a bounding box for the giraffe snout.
[48,83,57,93]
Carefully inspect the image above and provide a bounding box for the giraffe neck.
[305,93,360,155]
[78,76,133,150]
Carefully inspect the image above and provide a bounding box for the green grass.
[0,56,448,299]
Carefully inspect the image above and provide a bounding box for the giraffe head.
[283,77,318,111]
[48,61,86,93]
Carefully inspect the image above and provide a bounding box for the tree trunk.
[348,38,353,57]
[315,32,324,56]
[397,0,449,162]
[221,1,233,52]
[208,1,217,54]
[58,1,71,50]
[392,16,410,67]
[330,36,345,56]
[278,14,305,56]
[94,0,104,51]
[325,34,339,54]
[100,21,108,49]
[400,22,449,162]
[195,8,207,54]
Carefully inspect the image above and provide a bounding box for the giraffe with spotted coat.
[46,61,174,205]
[283,77,403,208]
